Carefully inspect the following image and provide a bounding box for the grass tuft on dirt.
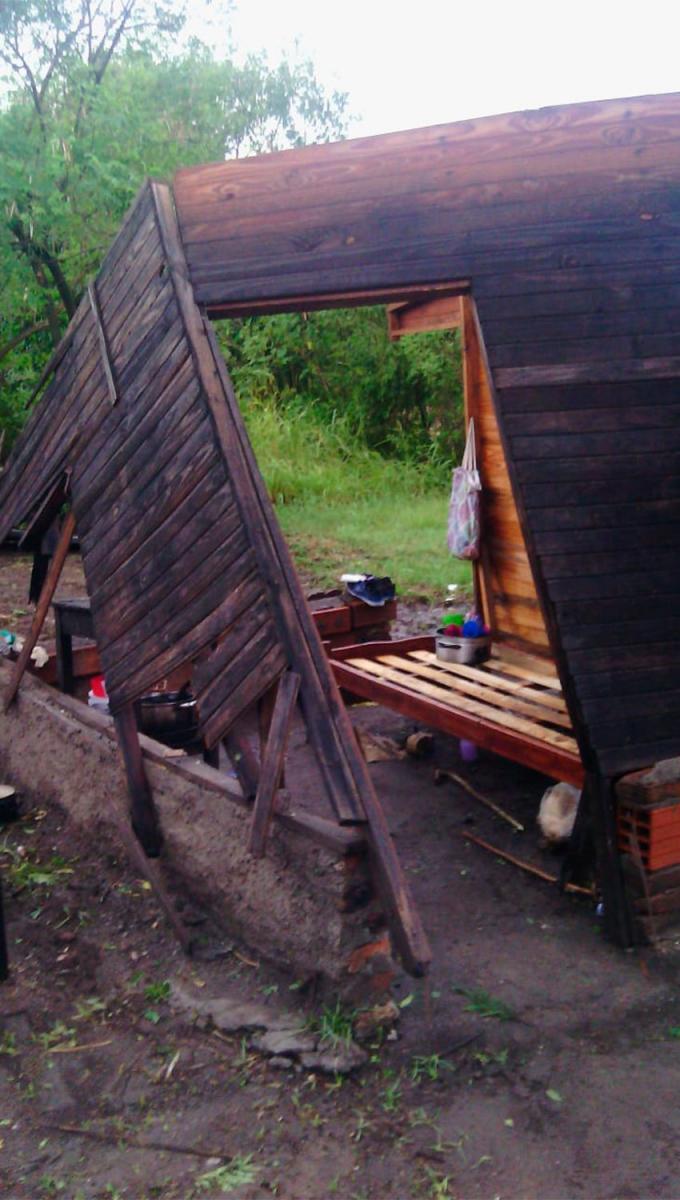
[244,396,470,602]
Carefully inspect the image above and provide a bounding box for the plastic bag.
[447,418,481,559]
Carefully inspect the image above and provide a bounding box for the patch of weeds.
[473,1047,509,1068]
[0,1031,18,1056]
[0,840,73,892]
[143,1009,162,1025]
[38,1177,66,1196]
[381,1075,402,1112]
[316,998,355,1047]
[411,1054,454,1083]
[351,1111,372,1143]
[35,1021,77,1050]
[457,987,516,1022]
[668,1026,680,1039]
[425,1168,453,1198]
[259,983,279,997]
[143,980,171,1004]
[194,1155,257,1194]
[74,996,107,1021]
[545,1088,563,1104]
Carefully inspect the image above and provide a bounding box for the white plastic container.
[436,631,491,666]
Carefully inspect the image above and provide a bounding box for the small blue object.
[462,616,485,638]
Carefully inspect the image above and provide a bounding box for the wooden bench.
[331,636,584,787]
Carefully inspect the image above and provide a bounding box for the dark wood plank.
[87,282,118,404]
[113,701,163,857]
[249,670,301,856]
[153,180,431,975]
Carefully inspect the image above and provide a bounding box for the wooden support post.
[113,703,163,857]
[585,772,634,946]
[249,670,300,857]
[4,510,76,712]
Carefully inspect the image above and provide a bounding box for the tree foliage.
[0,0,462,475]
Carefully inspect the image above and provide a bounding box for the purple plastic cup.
[459,738,478,763]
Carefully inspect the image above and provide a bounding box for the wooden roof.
[172,91,680,780]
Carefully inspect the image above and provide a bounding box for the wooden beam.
[387,294,462,340]
[113,703,163,857]
[249,669,300,856]
[4,510,76,712]
[87,281,118,405]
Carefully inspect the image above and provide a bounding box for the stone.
[268,1055,294,1070]
[353,999,399,1042]
[250,1028,317,1056]
[300,1041,367,1075]
[172,983,299,1035]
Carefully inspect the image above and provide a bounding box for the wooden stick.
[4,510,76,712]
[113,703,163,857]
[47,1123,231,1161]
[249,670,300,856]
[109,798,192,954]
[461,830,595,897]
[435,769,524,832]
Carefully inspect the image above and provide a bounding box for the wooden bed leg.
[249,671,300,857]
[114,704,163,857]
[585,772,633,947]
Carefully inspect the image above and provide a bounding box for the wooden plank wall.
[173,91,680,779]
[462,296,551,657]
[0,183,278,717]
[0,180,431,975]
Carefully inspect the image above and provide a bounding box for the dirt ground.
[2,551,680,1200]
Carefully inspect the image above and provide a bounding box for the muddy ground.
[1,551,680,1200]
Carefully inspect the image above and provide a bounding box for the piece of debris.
[300,1042,368,1074]
[461,830,594,897]
[356,728,406,763]
[172,982,368,1074]
[537,782,580,846]
[405,731,434,758]
[354,998,400,1041]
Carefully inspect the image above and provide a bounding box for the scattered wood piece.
[249,669,300,856]
[233,949,259,968]
[49,1039,113,1054]
[405,731,434,758]
[434,769,524,833]
[356,728,406,763]
[461,830,595,898]
[47,1122,231,1160]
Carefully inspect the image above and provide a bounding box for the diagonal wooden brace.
[248,670,300,857]
[4,510,76,712]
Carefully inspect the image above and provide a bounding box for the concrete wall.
[0,663,391,989]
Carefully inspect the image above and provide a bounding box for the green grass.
[245,396,471,602]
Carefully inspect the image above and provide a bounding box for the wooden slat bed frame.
[331,637,584,787]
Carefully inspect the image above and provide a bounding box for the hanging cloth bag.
[447,417,481,559]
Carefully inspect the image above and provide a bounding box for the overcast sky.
[215,0,679,138]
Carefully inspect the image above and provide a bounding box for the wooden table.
[52,597,95,694]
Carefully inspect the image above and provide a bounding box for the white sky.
[206,0,680,138]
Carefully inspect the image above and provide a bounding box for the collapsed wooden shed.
[2,90,680,966]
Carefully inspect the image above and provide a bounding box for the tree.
[0,1,347,447]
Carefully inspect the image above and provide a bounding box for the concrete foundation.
[0,662,398,994]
